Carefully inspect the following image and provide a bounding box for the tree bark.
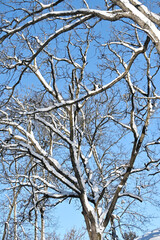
[82,210,103,240]
[34,209,38,240]
[40,207,45,240]
[14,189,17,240]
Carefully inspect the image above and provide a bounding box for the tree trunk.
[83,211,103,240]
[88,231,102,240]
[14,161,18,240]
[40,207,45,240]
[34,208,38,240]
[111,215,118,240]
[13,190,17,240]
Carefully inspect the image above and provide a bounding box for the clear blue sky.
[1,1,160,239]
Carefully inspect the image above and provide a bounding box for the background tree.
[0,0,160,239]
[123,232,137,240]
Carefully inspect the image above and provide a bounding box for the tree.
[0,114,60,239]
[0,0,160,239]
[123,232,137,240]
[63,227,86,240]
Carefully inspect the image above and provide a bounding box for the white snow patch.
[136,229,160,240]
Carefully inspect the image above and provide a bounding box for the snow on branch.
[119,192,143,202]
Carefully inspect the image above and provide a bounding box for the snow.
[136,229,160,240]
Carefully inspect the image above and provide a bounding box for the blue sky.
[1,1,160,239]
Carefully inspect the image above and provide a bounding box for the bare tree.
[63,227,86,240]
[123,231,137,240]
[0,1,160,239]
